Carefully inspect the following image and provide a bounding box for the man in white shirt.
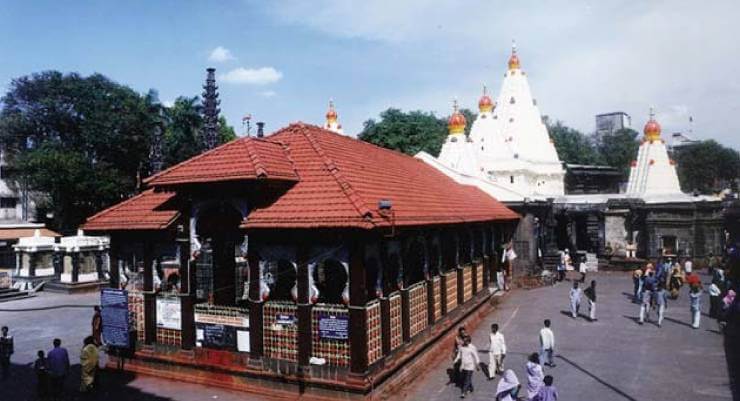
[539,319,556,367]
[488,323,506,379]
[684,258,693,274]
[453,336,480,398]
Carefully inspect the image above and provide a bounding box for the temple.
[420,43,724,271]
[83,122,518,398]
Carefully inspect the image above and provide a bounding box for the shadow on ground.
[0,361,170,401]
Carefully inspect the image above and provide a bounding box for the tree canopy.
[545,119,603,165]
[596,128,640,177]
[673,140,740,193]
[358,107,476,157]
[0,71,235,230]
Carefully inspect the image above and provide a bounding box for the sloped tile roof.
[243,123,519,229]
[144,137,298,186]
[82,190,179,231]
[83,123,518,232]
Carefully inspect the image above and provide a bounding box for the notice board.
[100,288,130,348]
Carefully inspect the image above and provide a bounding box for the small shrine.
[51,229,110,288]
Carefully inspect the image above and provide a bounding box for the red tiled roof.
[243,123,518,229]
[82,190,179,231]
[83,123,518,232]
[0,228,61,240]
[144,137,298,186]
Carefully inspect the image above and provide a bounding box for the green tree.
[596,128,640,177]
[674,140,740,193]
[546,119,603,165]
[0,71,157,230]
[162,97,236,168]
[359,108,476,157]
[359,108,447,156]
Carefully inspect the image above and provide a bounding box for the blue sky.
[1,0,739,148]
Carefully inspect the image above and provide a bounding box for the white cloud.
[266,0,740,147]
[208,46,236,63]
[220,67,283,85]
[259,90,277,98]
[162,100,174,108]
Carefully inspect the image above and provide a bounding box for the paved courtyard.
[0,272,734,401]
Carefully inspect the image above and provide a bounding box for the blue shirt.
[47,347,70,377]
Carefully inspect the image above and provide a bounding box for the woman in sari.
[669,263,684,299]
[496,369,521,401]
[526,353,544,400]
[79,336,98,393]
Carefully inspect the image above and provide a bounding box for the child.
[533,375,558,401]
[539,320,556,367]
[655,283,668,327]
[34,350,49,399]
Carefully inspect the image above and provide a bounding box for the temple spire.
[508,40,521,70]
[478,84,494,113]
[323,99,343,134]
[201,67,221,150]
[447,99,466,135]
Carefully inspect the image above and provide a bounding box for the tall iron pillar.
[201,68,220,150]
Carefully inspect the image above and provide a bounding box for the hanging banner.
[100,288,130,348]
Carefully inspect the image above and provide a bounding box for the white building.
[418,43,564,201]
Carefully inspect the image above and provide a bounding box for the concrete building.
[595,111,631,135]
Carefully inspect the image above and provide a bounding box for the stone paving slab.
[0,273,732,401]
[397,271,732,401]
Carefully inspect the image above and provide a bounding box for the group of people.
[567,280,598,321]
[1,306,103,400]
[450,321,559,400]
[631,255,736,329]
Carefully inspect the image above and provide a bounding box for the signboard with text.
[156,297,181,330]
[318,313,349,340]
[100,288,130,348]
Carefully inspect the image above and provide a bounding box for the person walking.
[488,323,506,379]
[34,350,49,399]
[690,285,703,329]
[453,335,480,399]
[578,257,587,283]
[80,336,99,393]
[495,369,521,401]
[655,283,668,327]
[639,271,657,324]
[0,326,13,380]
[92,306,103,346]
[684,258,693,275]
[584,280,597,321]
[709,281,722,318]
[632,267,644,303]
[450,326,467,386]
[525,353,544,400]
[539,320,556,367]
[533,375,559,401]
[47,338,70,401]
[569,281,582,318]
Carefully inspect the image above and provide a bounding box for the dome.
[643,110,661,141]
[448,100,466,135]
[508,42,520,70]
[326,100,338,123]
[478,85,495,113]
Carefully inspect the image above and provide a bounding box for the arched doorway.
[196,203,243,305]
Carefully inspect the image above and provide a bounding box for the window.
[313,259,347,304]
[0,198,17,209]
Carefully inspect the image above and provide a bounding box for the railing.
[444,272,458,312]
[389,293,403,351]
[263,301,298,362]
[462,267,473,302]
[432,277,442,322]
[366,300,383,365]
[408,282,428,339]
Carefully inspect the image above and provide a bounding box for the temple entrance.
[196,203,243,305]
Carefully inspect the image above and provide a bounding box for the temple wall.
[604,211,628,256]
